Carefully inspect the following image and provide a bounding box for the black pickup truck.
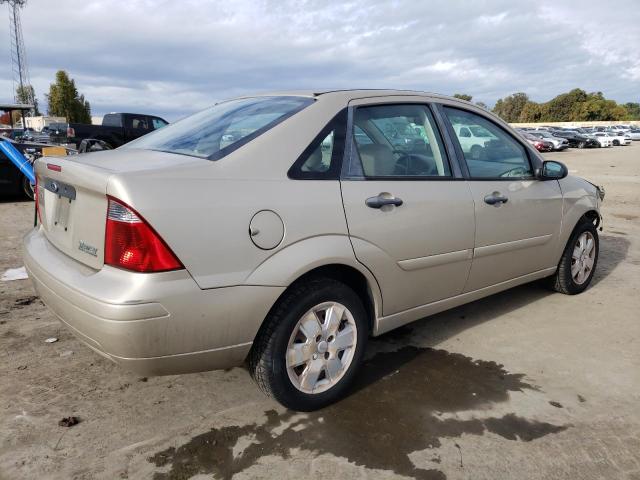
[52,112,168,149]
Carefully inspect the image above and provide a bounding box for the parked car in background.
[452,123,497,159]
[551,130,599,148]
[627,129,640,140]
[7,129,32,141]
[609,125,631,133]
[571,128,613,148]
[595,131,631,146]
[24,90,604,411]
[519,131,553,152]
[590,133,613,148]
[526,131,569,151]
[50,112,169,149]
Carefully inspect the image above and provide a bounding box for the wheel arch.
[249,260,382,351]
[556,204,601,264]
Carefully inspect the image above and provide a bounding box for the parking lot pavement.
[1,144,639,480]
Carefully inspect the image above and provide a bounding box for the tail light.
[105,196,183,273]
[66,127,75,137]
[34,175,42,225]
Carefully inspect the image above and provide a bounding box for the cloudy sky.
[1,0,639,121]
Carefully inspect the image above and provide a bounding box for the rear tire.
[549,219,599,295]
[249,277,368,411]
[577,141,585,149]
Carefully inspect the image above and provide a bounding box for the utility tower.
[2,0,34,110]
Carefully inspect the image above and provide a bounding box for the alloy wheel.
[571,231,596,285]
[286,301,357,394]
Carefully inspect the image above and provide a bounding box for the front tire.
[550,219,599,294]
[249,277,368,411]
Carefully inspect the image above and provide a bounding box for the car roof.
[239,88,463,103]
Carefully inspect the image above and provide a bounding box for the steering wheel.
[394,153,437,176]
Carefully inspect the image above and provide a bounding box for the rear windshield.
[124,96,313,160]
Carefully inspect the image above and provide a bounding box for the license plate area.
[44,177,76,200]
[43,177,76,233]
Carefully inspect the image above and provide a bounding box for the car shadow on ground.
[147,235,629,480]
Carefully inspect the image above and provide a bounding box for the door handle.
[366,194,404,209]
[484,193,509,205]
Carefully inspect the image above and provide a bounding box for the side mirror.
[537,160,568,180]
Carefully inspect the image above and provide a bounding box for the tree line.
[13,75,638,126]
[15,70,92,123]
[454,90,640,123]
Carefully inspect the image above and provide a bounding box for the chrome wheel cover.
[286,301,357,394]
[571,231,596,285]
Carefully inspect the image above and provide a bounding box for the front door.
[441,106,563,292]
[340,100,476,316]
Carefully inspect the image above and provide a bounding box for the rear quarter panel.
[106,97,356,290]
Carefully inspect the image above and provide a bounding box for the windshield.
[124,96,313,160]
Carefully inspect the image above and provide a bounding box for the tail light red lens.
[34,175,42,224]
[104,196,183,273]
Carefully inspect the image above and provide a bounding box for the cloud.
[1,0,638,121]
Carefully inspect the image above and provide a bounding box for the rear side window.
[102,114,122,127]
[288,108,347,180]
[443,107,533,179]
[125,96,313,160]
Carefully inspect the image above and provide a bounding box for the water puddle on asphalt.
[149,344,567,479]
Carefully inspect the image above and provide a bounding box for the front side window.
[351,104,451,178]
[125,96,313,160]
[444,107,533,179]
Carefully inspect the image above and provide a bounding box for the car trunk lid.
[34,149,206,270]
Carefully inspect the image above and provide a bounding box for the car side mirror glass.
[538,160,568,180]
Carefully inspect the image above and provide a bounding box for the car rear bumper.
[23,227,285,375]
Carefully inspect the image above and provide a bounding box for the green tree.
[518,101,543,122]
[544,88,588,121]
[46,70,92,123]
[453,93,473,102]
[16,84,41,115]
[492,92,530,122]
[492,89,632,122]
[623,102,640,120]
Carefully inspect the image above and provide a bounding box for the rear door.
[340,99,475,316]
[440,105,563,292]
